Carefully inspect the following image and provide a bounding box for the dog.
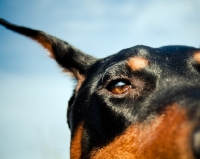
[1,18,200,159]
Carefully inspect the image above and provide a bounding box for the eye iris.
[108,81,132,94]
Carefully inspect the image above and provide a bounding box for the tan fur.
[193,51,200,64]
[127,56,148,71]
[70,124,84,159]
[90,104,194,159]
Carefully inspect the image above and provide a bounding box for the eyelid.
[101,62,118,84]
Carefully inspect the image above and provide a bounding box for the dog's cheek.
[70,123,84,159]
[90,104,194,159]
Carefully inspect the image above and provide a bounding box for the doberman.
[1,19,200,159]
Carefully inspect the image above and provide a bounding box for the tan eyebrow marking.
[127,56,149,71]
[193,51,200,64]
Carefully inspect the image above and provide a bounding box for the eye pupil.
[106,80,132,94]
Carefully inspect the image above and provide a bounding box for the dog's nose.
[192,127,200,158]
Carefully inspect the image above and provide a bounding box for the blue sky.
[0,0,200,158]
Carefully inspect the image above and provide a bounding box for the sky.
[0,0,200,159]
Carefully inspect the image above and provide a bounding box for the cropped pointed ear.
[0,18,97,80]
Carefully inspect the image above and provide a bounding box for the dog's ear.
[0,18,97,80]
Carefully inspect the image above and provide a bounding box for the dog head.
[1,19,200,159]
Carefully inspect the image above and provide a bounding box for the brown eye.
[106,80,132,94]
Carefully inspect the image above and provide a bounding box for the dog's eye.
[106,80,132,94]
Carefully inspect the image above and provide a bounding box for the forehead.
[109,45,198,61]
[98,45,200,73]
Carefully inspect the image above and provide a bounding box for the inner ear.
[75,73,85,92]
